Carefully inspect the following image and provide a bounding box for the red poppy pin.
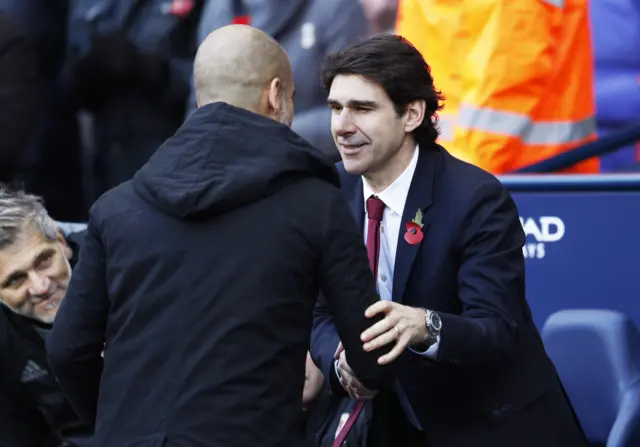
[404,208,424,245]
[168,0,194,18]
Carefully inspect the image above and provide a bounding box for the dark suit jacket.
[46,103,395,447]
[311,144,586,447]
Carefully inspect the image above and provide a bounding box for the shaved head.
[194,25,294,124]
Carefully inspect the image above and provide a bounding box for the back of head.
[194,25,294,126]
[132,25,336,219]
[322,34,444,144]
[133,26,337,220]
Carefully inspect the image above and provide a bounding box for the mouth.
[339,143,368,155]
[35,290,62,312]
[38,298,59,311]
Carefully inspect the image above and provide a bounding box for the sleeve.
[310,294,345,395]
[454,0,563,173]
[46,214,109,427]
[0,12,40,171]
[436,179,527,368]
[0,388,52,447]
[409,335,439,358]
[315,192,396,391]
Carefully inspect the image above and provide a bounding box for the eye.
[330,104,343,113]
[35,252,54,269]
[5,275,25,289]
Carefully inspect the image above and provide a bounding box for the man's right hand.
[335,343,378,400]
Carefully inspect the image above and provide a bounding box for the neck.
[363,138,416,193]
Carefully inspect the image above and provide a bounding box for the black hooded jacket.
[46,103,394,447]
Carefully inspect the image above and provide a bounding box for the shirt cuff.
[334,359,343,381]
[409,335,440,359]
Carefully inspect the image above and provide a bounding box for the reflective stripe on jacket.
[397,0,599,173]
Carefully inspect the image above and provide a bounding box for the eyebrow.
[1,249,54,288]
[327,99,378,109]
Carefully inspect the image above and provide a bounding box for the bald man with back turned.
[47,25,395,447]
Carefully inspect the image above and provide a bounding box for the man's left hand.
[361,301,428,365]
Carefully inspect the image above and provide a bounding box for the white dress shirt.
[362,146,439,358]
[334,146,438,397]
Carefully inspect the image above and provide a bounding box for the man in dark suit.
[310,34,587,447]
[46,25,394,447]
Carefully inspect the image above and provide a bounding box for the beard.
[276,93,293,127]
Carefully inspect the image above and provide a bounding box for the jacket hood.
[133,102,339,218]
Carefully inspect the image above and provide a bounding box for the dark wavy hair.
[321,34,445,145]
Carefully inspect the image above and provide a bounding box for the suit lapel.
[392,148,438,303]
[348,177,365,231]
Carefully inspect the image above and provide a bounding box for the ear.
[267,77,283,116]
[56,229,73,261]
[404,99,426,133]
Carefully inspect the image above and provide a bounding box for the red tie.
[366,196,386,281]
[332,196,387,447]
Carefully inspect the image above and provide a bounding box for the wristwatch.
[423,309,442,345]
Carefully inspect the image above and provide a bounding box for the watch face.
[430,312,442,331]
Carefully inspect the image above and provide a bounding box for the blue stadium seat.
[541,309,640,446]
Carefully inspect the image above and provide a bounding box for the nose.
[333,109,357,137]
[28,272,51,297]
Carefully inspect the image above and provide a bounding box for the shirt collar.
[363,146,419,217]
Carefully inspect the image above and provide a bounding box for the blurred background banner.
[503,175,640,328]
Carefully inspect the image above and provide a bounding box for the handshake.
[333,301,434,399]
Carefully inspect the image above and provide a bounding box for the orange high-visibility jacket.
[396,0,599,173]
